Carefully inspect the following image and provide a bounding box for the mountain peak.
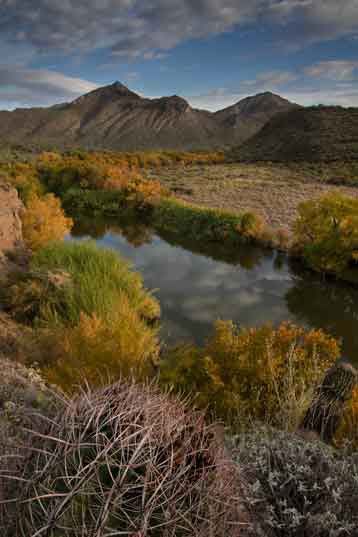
[111,81,136,95]
[72,81,140,105]
[236,91,295,107]
[153,95,191,113]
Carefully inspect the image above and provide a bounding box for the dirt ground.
[146,163,358,233]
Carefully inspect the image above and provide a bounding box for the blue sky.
[1,1,358,111]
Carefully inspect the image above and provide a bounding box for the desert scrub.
[293,193,358,274]
[153,197,265,245]
[3,381,242,537]
[235,428,358,536]
[21,193,73,250]
[159,320,340,428]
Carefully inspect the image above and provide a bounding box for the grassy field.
[145,162,358,234]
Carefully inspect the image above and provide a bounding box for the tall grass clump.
[30,240,160,325]
[2,381,243,537]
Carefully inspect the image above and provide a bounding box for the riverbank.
[145,161,358,234]
[3,150,358,281]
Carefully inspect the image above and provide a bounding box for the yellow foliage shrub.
[42,294,160,392]
[160,321,340,428]
[21,194,73,251]
[293,193,358,273]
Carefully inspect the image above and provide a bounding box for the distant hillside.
[215,92,299,143]
[235,106,358,162]
[0,83,296,151]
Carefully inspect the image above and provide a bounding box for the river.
[69,215,358,360]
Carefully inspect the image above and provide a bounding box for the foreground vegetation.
[1,171,358,534]
[2,237,358,447]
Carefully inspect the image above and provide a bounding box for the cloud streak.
[304,61,358,81]
[0,66,98,107]
[1,1,358,61]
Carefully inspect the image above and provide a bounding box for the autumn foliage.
[21,193,73,250]
[293,193,358,274]
[160,320,340,427]
[43,303,160,392]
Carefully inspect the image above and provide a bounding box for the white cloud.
[241,70,299,89]
[304,61,358,81]
[0,66,98,107]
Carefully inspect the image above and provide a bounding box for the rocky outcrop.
[0,181,23,274]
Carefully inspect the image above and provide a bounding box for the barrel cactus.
[4,381,242,536]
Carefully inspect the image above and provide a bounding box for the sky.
[1,0,358,111]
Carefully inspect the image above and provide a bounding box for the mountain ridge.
[0,82,298,151]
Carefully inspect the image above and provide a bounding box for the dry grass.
[145,163,358,234]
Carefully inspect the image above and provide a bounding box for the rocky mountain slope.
[0,83,296,151]
[215,92,299,144]
[235,105,358,162]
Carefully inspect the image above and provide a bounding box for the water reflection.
[70,216,358,359]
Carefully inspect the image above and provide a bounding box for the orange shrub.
[43,297,159,392]
[160,321,340,428]
[21,193,73,251]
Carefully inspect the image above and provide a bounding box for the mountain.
[215,92,298,143]
[0,82,297,151]
[235,105,358,162]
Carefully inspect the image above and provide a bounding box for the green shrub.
[62,187,127,214]
[153,198,263,244]
[293,193,358,274]
[39,160,107,195]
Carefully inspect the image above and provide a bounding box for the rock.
[0,182,23,252]
[0,181,24,276]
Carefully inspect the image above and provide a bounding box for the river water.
[69,216,358,360]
